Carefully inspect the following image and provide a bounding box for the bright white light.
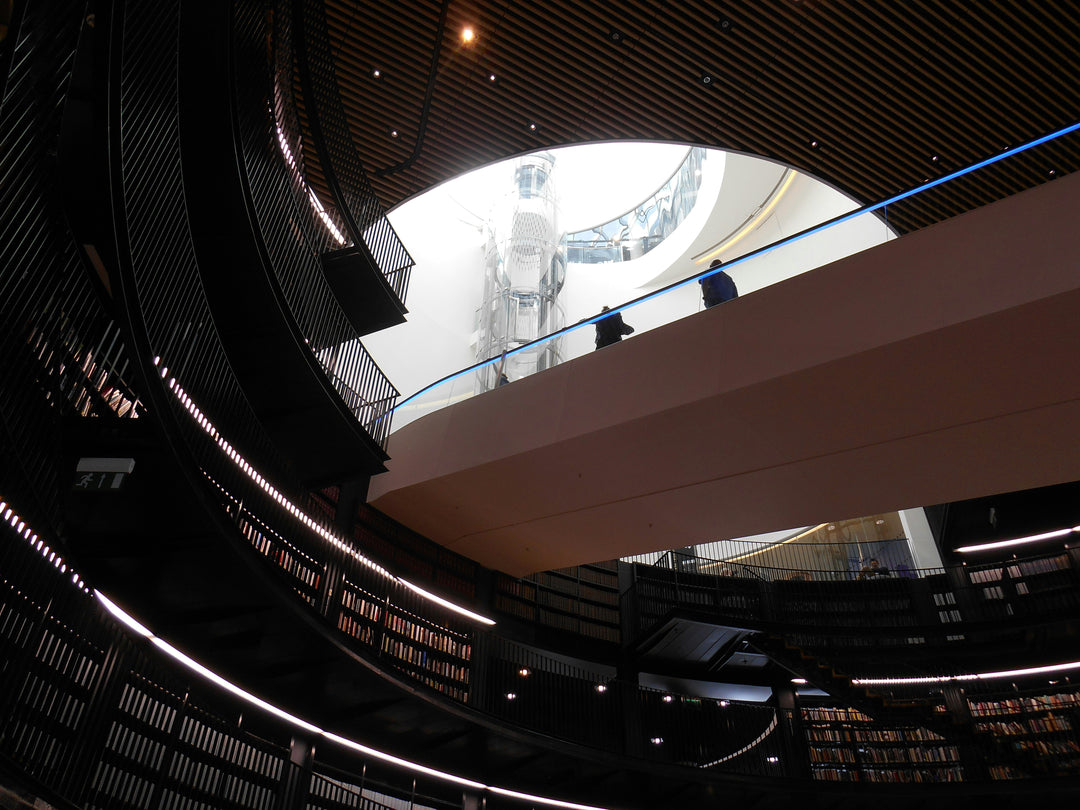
[398,577,496,625]
[158,361,496,626]
[853,660,1080,686]
[95,591,154,638]
[486,787,611,810]
[955,526,1079,553]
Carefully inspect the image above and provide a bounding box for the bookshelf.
[336,579,472,702]
[967,688,1080,779]
[496,564,621,644]
[801,705,962,783]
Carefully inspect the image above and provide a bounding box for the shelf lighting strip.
[955,525,1080,554]
[852,660,1080,686]
[1,499,90,594]
[94,591,608,810]
[1,499,598,809]
[152,357,495,626]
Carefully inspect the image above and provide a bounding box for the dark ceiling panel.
[301,0,1080,235]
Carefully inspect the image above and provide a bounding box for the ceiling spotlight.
[608,29,625,43]
[389,129,399,139]
[700,72,715,87]
[518,667,530,677]
[650,736,663,745]
[595,683,607,693]
[767,756,779,763]
[809,139,820,149]
[662,694,674,703]
[489,73,497,81]
[931,154,939,162]
[461,27,476,44]
[875,519,885,525]
[505,692,517,700]
[371,68,382,80]
[528,122,537,132]
[1049,169,1057,176]
[718,700,730,707]
[717,17,734,33]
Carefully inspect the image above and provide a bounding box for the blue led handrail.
[390,120,1080,421]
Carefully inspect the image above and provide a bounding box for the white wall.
[365,145,896,426]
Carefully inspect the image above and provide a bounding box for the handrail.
[290,0,414,303]
[233,1,398,448]
[388,120,1080,430]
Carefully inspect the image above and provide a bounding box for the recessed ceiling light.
[489,73,497,81]
[809,139,820,149]
[461,26,475,44]
[650,736,663,745]
[662,694,673,703]
[518,667,530,677]
[717,17,734,33]
[505,692,517,700]
[389,129,399,139]
[528,122,537,132]
[608,29,625,43]
[700,72,715,86]
[595,683,607,693]
[371,68,382,80]
[1049,169,1057,176]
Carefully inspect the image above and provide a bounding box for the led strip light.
[955,525,1080,554]
[1,499,602,809]
[8,499,1080,805]
[93,592,607,809]
[2,500,90,593]
[152,357,495,626]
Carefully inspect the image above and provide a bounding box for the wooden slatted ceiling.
[308,0,1080,235]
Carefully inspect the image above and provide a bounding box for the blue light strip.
[391,120,1080,416]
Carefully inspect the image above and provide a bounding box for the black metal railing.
[622,547,1080,657]
[290,0,413,304]
[233,0,398,447]
[0,0,138,535]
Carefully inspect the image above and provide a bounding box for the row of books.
[384,611,471,660]
[340,586,382,623]
[239,519,320,590]
[808,747,856,763]
[802,707,872,723]
[968,693,1079,715]
[974,713,1073,736]
[380,635,470,684]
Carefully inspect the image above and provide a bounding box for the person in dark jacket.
[594,305,634,349]
[699,258,738,308]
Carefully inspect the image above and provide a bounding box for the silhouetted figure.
[594,305,634,349]
[699,258,738,308]
[857,558,890,580]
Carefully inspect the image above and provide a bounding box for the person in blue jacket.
[699,258,738,308]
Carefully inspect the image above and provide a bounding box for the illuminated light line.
[1,499,90,593]
[697,169,797,265]
[274,121,348,247]
[151,359,495,626]
[699,713,779,768]
[709,524,830,566]
[398,577,495,626]
[955,526,1080,553]
[390,119,1080,417]
[93,591,609,809]
[852,660,1080,686]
